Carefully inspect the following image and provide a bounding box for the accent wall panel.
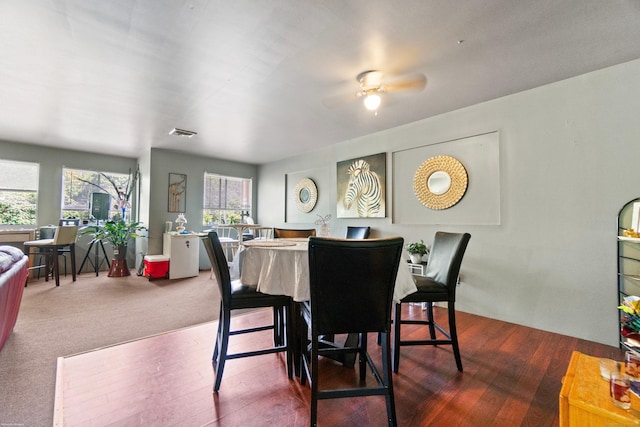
[392,132,500,225]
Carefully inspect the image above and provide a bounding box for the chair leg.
[213,308,231,392]
[393,303,402,373]
[273,306,285,347]
[70,244,77,282]
[448,302,463,372]
[299,306,310,386]
[53,249,60,286]
[426,302,436,339]
[380,331,398,426]
[284,303,293,380]
[359,333,367,381]
[310,336,319,427]
[213,304,223,361]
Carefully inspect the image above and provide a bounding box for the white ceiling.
[1,1,640,165]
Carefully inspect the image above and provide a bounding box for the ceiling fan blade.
[384,73,427,93]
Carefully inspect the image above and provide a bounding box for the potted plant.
[406,240,429,264]
[82,220,147,277]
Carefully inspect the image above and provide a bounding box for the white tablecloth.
[235,240,417,303]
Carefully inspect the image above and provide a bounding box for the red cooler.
[143,255,170,280]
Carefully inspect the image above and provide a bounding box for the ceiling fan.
[323,70,427,113]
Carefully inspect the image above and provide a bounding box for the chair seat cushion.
[401,276,449,302]
[23,239,54,247]
[230,280,261,296]
[229,279,291,307]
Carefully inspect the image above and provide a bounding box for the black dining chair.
[273,228,316,238]
[345,226,371,239]
[393,231,471,373]
[300,236,404,427]
[203,231,294,392]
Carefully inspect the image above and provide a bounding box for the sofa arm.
[0,252,28,352]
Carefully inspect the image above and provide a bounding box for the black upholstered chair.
[393,231,471,372]
[301,236,404,427]
[345,226,371,239]
[273,228,316,238]
[203,231,293,392]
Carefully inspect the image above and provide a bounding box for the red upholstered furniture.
[0,245,28,352]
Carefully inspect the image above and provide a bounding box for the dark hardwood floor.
[54,304,624,426]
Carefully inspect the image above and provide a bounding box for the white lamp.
[175,213,187,233]
[363,93,381,111]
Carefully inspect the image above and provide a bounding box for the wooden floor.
[54,305,624,427]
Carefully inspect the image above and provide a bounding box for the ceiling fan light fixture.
[363,93,381,111]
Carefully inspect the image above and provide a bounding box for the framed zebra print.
[336,152,386,218]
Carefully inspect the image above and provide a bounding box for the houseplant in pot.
[406,240,429,264]
[82,220,147,277]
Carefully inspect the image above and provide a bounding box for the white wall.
[258,58,640,346]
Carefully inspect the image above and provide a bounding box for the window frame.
[0,159,39,225]
[203,172,252,226]
[61,167,131,221]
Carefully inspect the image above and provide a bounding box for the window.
[203,173,252,225]
[62,168,131,221]
[0,159,39,225]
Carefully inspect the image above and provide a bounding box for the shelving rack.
[617,197,640,350]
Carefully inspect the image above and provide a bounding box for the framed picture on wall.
[336,152,386,218]
[168,173,187,213]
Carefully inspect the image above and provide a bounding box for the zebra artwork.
[344,159,383,217]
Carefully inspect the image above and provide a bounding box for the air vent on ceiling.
[169,128,198,137]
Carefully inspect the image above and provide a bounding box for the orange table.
[560,351,640,426]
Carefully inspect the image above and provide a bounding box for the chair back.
[53,225,79,245]
[38,226,57,240]
[308,236,404,335]
[273,228,316,238]
[345,226,370,239]
[424,232,471,295]
[254,227,273,240]
[203,232,232,302]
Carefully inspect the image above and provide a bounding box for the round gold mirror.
[294,178,318,212]
[427,171,452,195]
[413,155,468,210]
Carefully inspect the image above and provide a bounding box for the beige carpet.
[0,270,221,427]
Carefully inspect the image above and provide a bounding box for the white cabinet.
[163,233,199,279]
[407,262,427,277]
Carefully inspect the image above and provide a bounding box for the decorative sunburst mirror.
[413,155,468,210]
[294,178,318,212]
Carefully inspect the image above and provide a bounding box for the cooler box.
[143,255,170,280]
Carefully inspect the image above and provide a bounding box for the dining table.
[232,237,418,371]
[235,237,417,303]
